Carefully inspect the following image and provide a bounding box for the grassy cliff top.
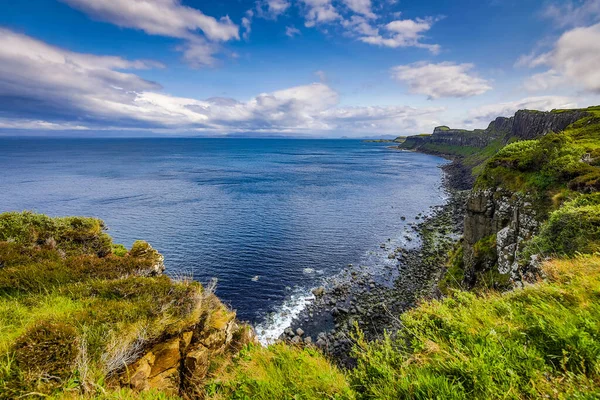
[0,212,230,399]
[204,255,600,399]
[477,106,600,196]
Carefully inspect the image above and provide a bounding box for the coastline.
[279,150,470,365]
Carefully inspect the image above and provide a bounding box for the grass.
[186,256,600,400]
[349,255,600,399]
[0,212,211,399]
[203,343,354,399]
[524,193,600,258]
[477,107,600,197]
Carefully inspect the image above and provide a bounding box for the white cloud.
[391,62,492,99]
[514,51,550,68]
[542,0,600,28]
[242,10,253,40]
[61,0,239,41]
[0,119,90,131]
[300,0,342,27]
[61,0,239,67]
[341,0,375,19]
[0,29,443,137]
[341,15,379,36]
[177,37,221,68]
[257,0,291,19]
[522,70,567,92]
[521,23,600,93]
[315,70,327,82]
[286,26,302,37]
[358,18,440,53]
[466,96,578,126]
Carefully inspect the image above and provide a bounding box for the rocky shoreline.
[282,158,470,366]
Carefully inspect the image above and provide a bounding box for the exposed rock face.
[510,110,588,140]
[401,109,588,152]
[120,302,258,396]
[463,189,540,284]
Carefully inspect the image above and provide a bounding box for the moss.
[473,234,498,268]
[111,244,128,257]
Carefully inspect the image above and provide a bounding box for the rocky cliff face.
[119,297,257,396]
[509,110,588,140]
[459,109,590,287]
[401,109,587,152]
[463,189,541,285]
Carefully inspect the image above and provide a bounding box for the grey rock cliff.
[463,189,540,284]
[402,109,587,152]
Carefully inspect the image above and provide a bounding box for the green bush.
[0,212,112,256]
[111,243,128,257]
[13,321,78,381]
[525,194,600,257]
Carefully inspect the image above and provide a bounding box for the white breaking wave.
[254,287,315,345]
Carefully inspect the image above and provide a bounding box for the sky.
[1,0,600,138]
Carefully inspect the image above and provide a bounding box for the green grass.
[349,256,600,399]
[0,212,212,399]
[204,343,354,399]
[477,108,600,197]
[524,193,600,258]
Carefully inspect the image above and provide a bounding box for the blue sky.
[1,0,600,137]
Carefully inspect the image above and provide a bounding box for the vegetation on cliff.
[0,212,254,399]
[478,106,600,195]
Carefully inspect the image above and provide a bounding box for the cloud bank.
[520,23,600,94]
[61,0,239,67]
[0,29,442,137]
[391,62,492,99]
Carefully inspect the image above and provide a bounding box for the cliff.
[0,212,258,399]
[438,106,600,290]
[401,109,588,156]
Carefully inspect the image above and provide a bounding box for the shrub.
[13,321,78,381]
[525,194,600,257]
[0,212,112,256]
[111,244,128,257]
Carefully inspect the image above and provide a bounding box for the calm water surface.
[0,138,446,339]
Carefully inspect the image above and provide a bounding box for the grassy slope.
[478,106,600,195]
[204,256,600,399]
[0,212,214,399]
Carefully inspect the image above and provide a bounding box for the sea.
[0,138,447,342]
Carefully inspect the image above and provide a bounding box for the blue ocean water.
[0,138,446,339]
